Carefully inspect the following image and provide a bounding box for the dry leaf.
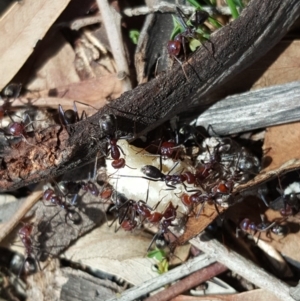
[234,122,300,194]
[64,224,158,285]
[23,75,122,105]
[264,208,300,268]
[27,260,122,301]
[210,40,300,99]
[262,123,300,172]
[26,33,80,91]
[0,0,71,90]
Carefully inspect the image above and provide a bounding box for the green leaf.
[189,38,201,52]
[170,15,183,39]
[226,0,239,19]
[129,30,140,45]
[186,0,203,9]
[147,248,166,262]
[157,259,169,274]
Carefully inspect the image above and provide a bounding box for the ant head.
[2,83,22,99]
[63,109,77,125]
[192,9,209,26]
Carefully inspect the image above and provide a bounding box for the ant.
[6,112,32,137]
[43,188,81,224]
[238,215,288,241]
[0,83,22,120]
[58,180,83,206]
[138,162,196,190]
[262,178,300,217]
[180,190,222,218]
[18,223,41,277]
[147,202,178,251]
[108,193,138,231]
[159,141,184,160]
[167,7,209,79]
[175,124,206,147]
[99,114,131,169]
[194,137,233,184]
[0,111,43,147]
[58,101,98,126]
[136,139,185,161]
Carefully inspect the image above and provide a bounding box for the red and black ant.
[0,83,22,120]
[108,193,137,231]
[238,215,288,240]
[43,188,81,224]
[139,164,196,190]
[99,114,133,169]
[167,7,209,79]
[260,176,300,217]
[18,223,41,277]
[1,111,42,147]
[147,202,178,251]
[58,180,84,206]
[167,7,209,59]
[180,190,221,218]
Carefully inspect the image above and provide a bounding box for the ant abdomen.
[8,122,25,137]
[141,165,164,179]
[167,40,181,57]
[111,158,125,169]
[240,218,256,232]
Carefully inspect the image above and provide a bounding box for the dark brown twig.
[143,262,227,301]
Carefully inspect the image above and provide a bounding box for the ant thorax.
[106,140,197,214]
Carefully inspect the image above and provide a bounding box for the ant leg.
[74,100,98,112]
[196,201,206,219]
[213,201,222,217]
[80,110,88,120]
[147,232,159,252]
[164,182,177,190]
[181,36,188,62]
[72,101,80,121]
[207,124,220,137]
[255,232,262,244]
[258,190,270,208]
[117,145,126,157]
[58,104,66,125]
[173,55,189,81]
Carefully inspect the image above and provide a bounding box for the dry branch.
[190,233,295,301]
[193,81,300,135]
[1,0,300,192]
[143,262,227,301]
[106,254,217,301]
